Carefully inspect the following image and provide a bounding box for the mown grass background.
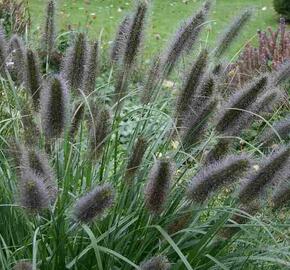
[28,0,285,59]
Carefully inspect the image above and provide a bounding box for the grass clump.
[0,1,290,269]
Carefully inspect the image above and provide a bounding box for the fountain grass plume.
[259,115,290,147]
[239,146,290,205]
[141,55,162,105]
[140,256,170,270]
[18,169,50,213]
[70,103,84,139]
[25,49,41,109]
[214,76,268,135]
[73,183,114,223]
[222,88,283,137]
[41,0,55,56]
[192,74,215,115]
[62,32,88,92]
[204,137,232,164]
[187,154,251,203]
[272,182,290,210]
[0,25,7,77]
[20,147,57,203]
[145,158,174,214]
[181,98,217,151]
[41,75,69,139]
[110,14,131,64]
[13,261,34,270]
[89,106,111,160]
[272,61,290,86]
[82,41,99,95]
[214,9,252,58]
[175,49,208,129]
[123,0,148,69]
[8,34,25,84]
[125,137,148,184]
[162,1,211,75]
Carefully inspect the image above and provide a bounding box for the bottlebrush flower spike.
[89,106,111,160]
[110,14,131,64]
[145,159,174,214]
[162,1,211,74]
[125,137,148,184]
[73,183,114,223]
[192,74,215,114]
[239,146,290,205]
[259,115,290,147]
[181,98,217,151]
[214,76,268,135]
[214,9,252,58]
[0,25,7,77]
[175,49,208,129]
[8,34,25,84]
[70,102,85,139]
[188,154,251,203]
[21,147,57,203]
[41,0,55,56]
[223,88,283,137]
[13,261,34,270]
[82,41,99,95]
[19,170,50,213]
[140,256,170,270]
[204,138,232,164]
[61,32,88,92]
[41,75,69,139]
[25,49,41,109]
[123,0,148,69]
[272,182,290,210]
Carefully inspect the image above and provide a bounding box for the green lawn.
[28,0,282,59]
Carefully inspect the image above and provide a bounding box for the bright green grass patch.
[28,0,283,60]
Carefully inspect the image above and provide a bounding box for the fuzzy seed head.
[123,0,148,69]
[272,183,290,211]
[0,25,7,76]
[70,103,85,139]
[162,3,209,74]
[89,106,111,160]
[110,14,132,63]
[175,49,208,129]
[62,32,88,92]
[214,9,252,58]
[145,159,174,214]
[13,261,33,270]
[41,75,69,139]
[82,41,99,95]
[188,154,251,203]
[19,170,50,213]
[182,98,217,151]
[259,115,290,147]
[25,49,41,109]
[239,146,290,204]
[140,256,170,270]
[214,76,268,135]
[20,147,57,203]
[73,183,114,223]
[204,137,232,164]
[222,88,282,137]
[125,137,148,183]
[8,34,25,84]
[41,0,55,55]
